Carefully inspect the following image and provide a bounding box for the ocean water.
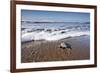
[21,22,90,42]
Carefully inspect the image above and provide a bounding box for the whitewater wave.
[21,30,90,42]
[21,22,90,42]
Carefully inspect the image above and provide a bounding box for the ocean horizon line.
[21,21,90,24]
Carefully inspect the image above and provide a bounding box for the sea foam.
[21,30,89,42]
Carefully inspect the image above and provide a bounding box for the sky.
[21,10,90,22]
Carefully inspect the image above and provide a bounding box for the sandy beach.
[21,35,90,63]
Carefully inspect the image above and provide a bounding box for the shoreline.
[21,35,90,63]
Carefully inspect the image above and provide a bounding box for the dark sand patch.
[21,35,90,63]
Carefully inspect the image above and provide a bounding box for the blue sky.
[21,10,90,22]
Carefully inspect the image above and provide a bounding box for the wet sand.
[21,35,90,63]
